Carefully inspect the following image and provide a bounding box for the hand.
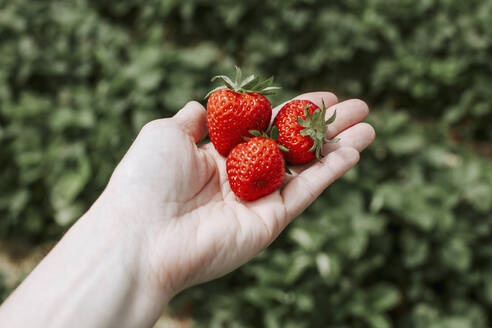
[0,91,375,328]
[98,91,375,297]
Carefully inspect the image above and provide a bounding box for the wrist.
[0,197,171,328]
[92,186,186,295]
[85,194,174,294]
[85,192,175,304]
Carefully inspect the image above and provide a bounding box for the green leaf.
[285,254,312,283]
[249,130,263,137]
[253,76,274,90]
[297,117,309,127]
[270,125,279,140]
[304,105,311,120]
[324,137,340,143]
[204,85,226,99]
[369,283,401,311]
[50,153,91,211]
[278,144,289,152]
[366,314,391,328]
[325,109,337,124]
[239,74,257,89]
[234,65,242,84]
[9,190,30,218]
[299,129,314,137]
[258,86,281,94]
[315,253,341,283]
[440,238,472,272]
[54,202,84,226]
[211,75,235,88]
[289,227,316,250]
[387,132,425,155]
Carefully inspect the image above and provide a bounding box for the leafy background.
[1,0,492,327]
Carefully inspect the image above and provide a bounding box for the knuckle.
[141,119,165,133]
[185,100,202,108]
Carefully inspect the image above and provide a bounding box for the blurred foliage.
[1,0,491,326]
[0,275,6,301]
[177,111,492,327]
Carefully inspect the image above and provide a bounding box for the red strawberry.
[273,99,338,164]
[226,136,286,201]
[206,66,280,156]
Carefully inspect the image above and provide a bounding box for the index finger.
[271,91,339,124]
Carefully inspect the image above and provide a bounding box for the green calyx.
[297,100,340,160]
[247,126,289,152]
[205,66,281,98]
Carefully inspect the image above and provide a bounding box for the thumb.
[173,101,208,143]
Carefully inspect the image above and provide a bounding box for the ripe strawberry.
[226,136,286,201]
[273,99,338,164]
[206,66,280,157]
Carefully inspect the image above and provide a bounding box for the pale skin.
[0,92,375,328]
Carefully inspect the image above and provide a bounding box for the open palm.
[102,91,375,297]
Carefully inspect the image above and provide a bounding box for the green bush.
[1,0,491,326]
[0,275,7,302]
[176,110,492,327]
